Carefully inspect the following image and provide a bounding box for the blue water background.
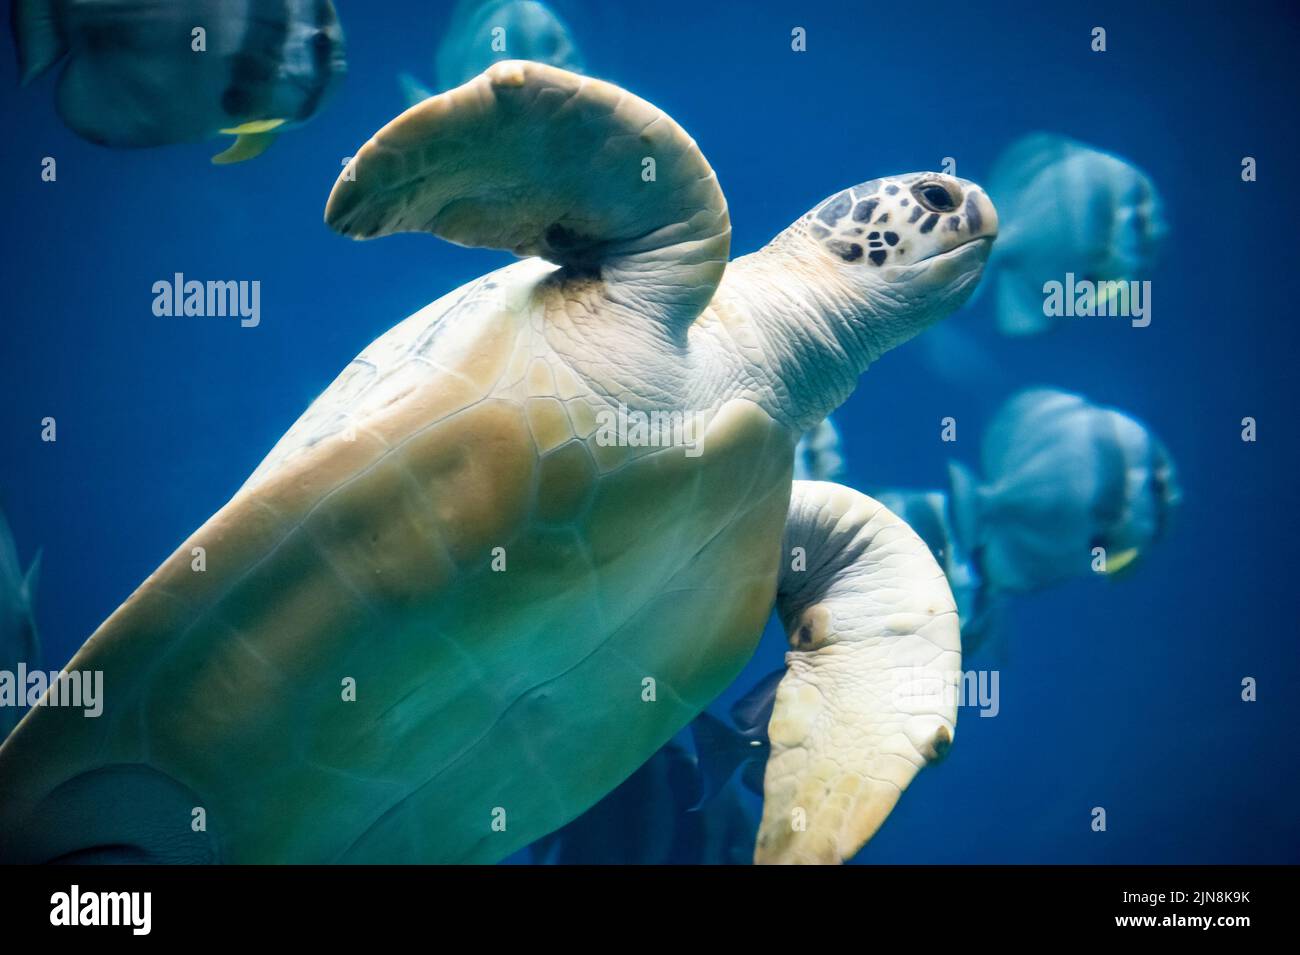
[1,0,1296,862]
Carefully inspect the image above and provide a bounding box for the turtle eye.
[913,181,961,213]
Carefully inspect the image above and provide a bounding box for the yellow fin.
[1105,547,1141,576]
[212,131,280,165]
[1096,279,1129,308]
[218,118,287,135]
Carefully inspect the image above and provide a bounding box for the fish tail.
[12,0,66,86]
[398,71,436,108]
[947,460,985,555]
[995,270,1053,336]
[23,549,42,668]
[688,711,752,809]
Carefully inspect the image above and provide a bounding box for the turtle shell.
[0,257,796,863]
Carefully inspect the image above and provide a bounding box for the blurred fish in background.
[985,134,1167,335]
[399,0,585,105]
[532,739,755,864]
[11,0,347,163]
[948,387,1181,594]
[792,417,845,482]
[688,668,783,808]
[0,508,40,742]
[546,388,1180,862]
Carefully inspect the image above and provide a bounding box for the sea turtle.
[0,61,997,864]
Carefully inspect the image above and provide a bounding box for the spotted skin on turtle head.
[802,174,996,267]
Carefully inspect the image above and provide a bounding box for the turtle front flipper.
[755,481,961,864]
[325,60,732,331]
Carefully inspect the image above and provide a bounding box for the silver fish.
[948,388,1180,593]
[987,134,1167,335]
[12,0,347,163]
[401,0,584,106]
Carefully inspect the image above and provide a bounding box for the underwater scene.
[1,0,1297,868]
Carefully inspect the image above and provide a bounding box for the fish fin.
[1094,277,1130,309]
[1104,546,1142,577]
[946,460,984,555]
[688,711,752,810]
[987,132,1074,211]
[218,118,287,136]
[530,832,562,864]
[398,71,436,107]
[959,592,1004,659]
[212,131,279,165]
[972,619,1012,670]
[12,0,66,86]
[0,508,17,583]
[995,271,1052,336]
[728,668,785,735]
[22,547,41,605]
[21,548,41,667]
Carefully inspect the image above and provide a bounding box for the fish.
[531,739,756,864]
[0,508,41,742]
[986,133,1167,335]
[400,0,585,106]
[792,416,845,482]
[12,0,347,163]
[948,388,1180,594]
[688,669,784,807]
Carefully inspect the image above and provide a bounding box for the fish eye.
[311,30,333,55]
[913,181,960,213]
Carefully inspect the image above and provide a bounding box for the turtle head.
[796,173,998,352]
[738,173,997,429]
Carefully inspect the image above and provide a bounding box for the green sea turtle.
[0,61,996,864]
